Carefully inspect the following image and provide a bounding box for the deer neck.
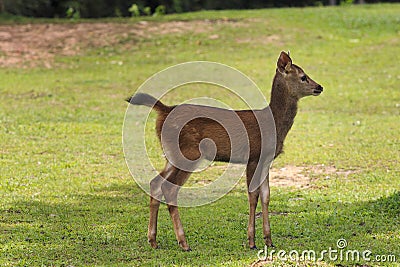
[269,75,299,158]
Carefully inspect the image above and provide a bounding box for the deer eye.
[301,75,307,82]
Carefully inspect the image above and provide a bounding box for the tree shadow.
[266,191,399,265]
[1,184,399,266]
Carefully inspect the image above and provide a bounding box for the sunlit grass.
[0,4,399,266]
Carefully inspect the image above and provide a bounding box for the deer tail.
[125,93,171,113]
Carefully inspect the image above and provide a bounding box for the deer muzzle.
[313,85,323,96]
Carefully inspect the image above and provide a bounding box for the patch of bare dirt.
[270,164,358,188]
[0,19,244,68]
[236,34,282,45]
[206,164,358,189]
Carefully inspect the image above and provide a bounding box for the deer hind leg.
[246,161,260,249]
[161,168,192,251]
[260,172,273,247]
[148,162,177,249]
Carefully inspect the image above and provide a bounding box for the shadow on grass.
[1,185,399,266]
[269,191,399,265]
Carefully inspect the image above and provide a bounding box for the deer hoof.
[250,245,258,250]
[149,240,158,249]
[264,237,274,248]
[264,241,275,248]
[183,247,192,252]
[179,242,191,251]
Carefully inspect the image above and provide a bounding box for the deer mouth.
[313,85,323,96]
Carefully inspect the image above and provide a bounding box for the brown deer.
[126,51,323,251]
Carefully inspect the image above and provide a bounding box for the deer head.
[276,51,323,99]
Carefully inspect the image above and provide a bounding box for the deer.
[126,51,323,251]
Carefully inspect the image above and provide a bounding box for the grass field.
[1,4,399,266]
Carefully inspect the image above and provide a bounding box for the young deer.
[126,51,323,251]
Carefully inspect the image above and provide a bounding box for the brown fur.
[126,51,323,251]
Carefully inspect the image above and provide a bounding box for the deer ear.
[277,51,292,73]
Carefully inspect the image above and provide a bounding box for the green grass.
[1,4,399,266]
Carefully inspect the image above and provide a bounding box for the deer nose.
[313,85,323,96]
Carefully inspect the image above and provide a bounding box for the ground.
[0,20,243,68]
[0,5,399,267]
[0,21,352,188]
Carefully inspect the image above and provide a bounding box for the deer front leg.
[246,161,261,249]
[247,190,259,249]
[260,174,273,247]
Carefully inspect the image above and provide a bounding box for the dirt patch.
[270,164,358,188]
[206,164,358,189]
[269,165,322,188]
[0,19,244,68]
[269,165,310,188]
[236,34,282,45]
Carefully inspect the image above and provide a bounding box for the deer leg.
[246,161,260,249]
[247,189,259,249]
[161,169,192,251]
[148,162,177,249]
[260,171,273,247]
